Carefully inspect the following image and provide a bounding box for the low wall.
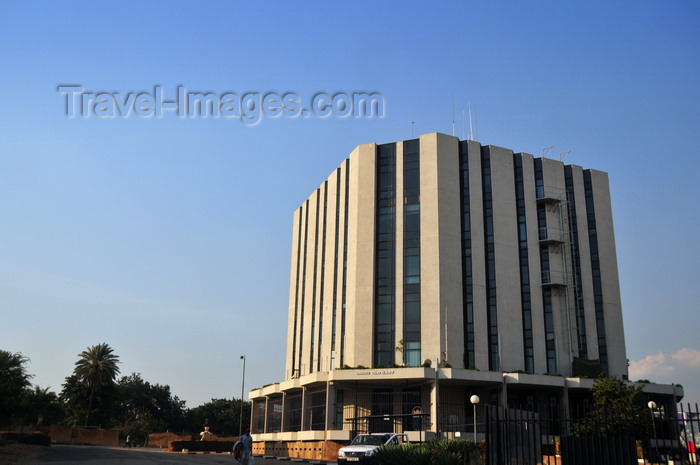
[253,440,345,462]
[75,428,119,446]
[24,425,118,445]
[169,440,236,453]
[0,425,48,435]
[48,425,73,444]
[147,432,191,448]
[201,434,238,442]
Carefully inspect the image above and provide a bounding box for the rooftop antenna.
[468,101,473,140]
[462,110,465,140]
[444,318,448,362]
[542,145,554,158]
[451,94,455,136]
[474,105,479,141]
[559,150,571,162]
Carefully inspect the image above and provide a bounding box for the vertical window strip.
[564,167,588,359]
[340,161,350,367]
[309,189,320,373]
[298,201,310,375]
[403,139,420,366]
[541,255,557,373]
[534,159,557,374]
[374,143,396,368]
[459,141,475,369]
[317,182,328,372]
[291,205,303,377]
[514,156,534,373]
[583,171,608,374]
[331,169,341,369]
[481,148,499,371]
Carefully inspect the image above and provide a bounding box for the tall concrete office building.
[250,133,680,446]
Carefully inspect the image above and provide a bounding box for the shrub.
[425,438,476,464]
[374,439,479,465]
[375,444,432,465]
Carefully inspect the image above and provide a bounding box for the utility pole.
[239,355,246,435]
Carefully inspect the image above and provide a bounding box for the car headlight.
[365,450,376,456]
[338,450,345,457]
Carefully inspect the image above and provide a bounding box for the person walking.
[239,428,253,465]
[232,439,242,461]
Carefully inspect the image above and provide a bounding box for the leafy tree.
[21,386,64,426]
[60,375,90,425]
[60,374,117,427]
[573,376,650,437]
[0,350,33,419]
[73,343,121,426]
[185,398,251,437]
[113,373,186,433]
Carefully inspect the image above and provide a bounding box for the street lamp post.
[648,400,657,458]
[470,395,480,464]
[470,395,480,444]
[240,355,246,436]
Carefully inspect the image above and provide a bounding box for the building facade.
[250,133,681,444]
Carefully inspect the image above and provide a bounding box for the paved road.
[20,445,331,465]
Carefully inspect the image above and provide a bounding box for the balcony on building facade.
[541,270,567,288]
[538,227,564,245]
[535,186,565,204]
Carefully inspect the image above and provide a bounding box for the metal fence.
[484,403,700,465]
[336,401,700,465]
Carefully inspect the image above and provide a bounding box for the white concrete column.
[428,377,438,433]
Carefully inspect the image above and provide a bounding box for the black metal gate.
[560,435,637,465]
[485,405,541,465]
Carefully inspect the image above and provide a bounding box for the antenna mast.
[451,94,455,136]
[468,102,473,140]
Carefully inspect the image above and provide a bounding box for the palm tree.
[0,350,33,417]
[74,343,120,426]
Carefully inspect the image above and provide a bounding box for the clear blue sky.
[1,1,698,408]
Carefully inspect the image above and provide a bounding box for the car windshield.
[350,435,390,446]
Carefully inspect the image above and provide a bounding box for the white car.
[337,433,410,464]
